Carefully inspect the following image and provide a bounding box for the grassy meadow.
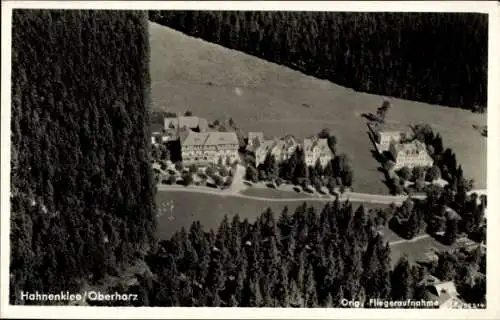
[156,190,454,265]
[156,190,388,240]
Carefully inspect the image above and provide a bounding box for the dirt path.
[388,234,431,246]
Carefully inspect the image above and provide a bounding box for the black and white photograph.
[1,1,498,319]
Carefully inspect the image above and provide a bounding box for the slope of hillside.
[149,21,487,193]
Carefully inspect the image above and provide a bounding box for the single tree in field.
[376,99,391,122]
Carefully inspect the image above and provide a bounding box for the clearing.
[156,190,387,240]
[155,190,454,265]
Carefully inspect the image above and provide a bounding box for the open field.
[149,22,486,194]
[155,190,456,265]
[389,235,454,267]
[156,190,387,240]
[376,226,404,243]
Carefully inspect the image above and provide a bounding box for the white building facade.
[180,130,239,165]
[389,140,434,170]
[303,137,333,167]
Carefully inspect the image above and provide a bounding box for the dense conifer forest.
[149,11,487,111]
[10,10,156,304]
[118,200,485,307]
[145,202,393,307]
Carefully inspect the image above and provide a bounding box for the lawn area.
[149,22,486,194]
[155,190,458,266]
[156,190,387,240]
[156,190,326,240]
[376,225,404,243]
[389,236,454,267]
[239,186,316,199]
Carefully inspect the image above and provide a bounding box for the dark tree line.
[149,11,487,111]
[10,10,156,304]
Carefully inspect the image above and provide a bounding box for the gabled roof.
[247,132,265,151]
[392,139,429,155]
[164,116,208,131]
[434,281,458,297]
[180,130,239,147]
[316,138,330,152]
[197,118,209,131]
[281,135,298,148]
[303,138,314,151]
[303,137,330,153]
[423,280,462,307]
[179,130,210,146]
[204,131,239,146]
[256,140,277,154]
[374,122,411,133]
